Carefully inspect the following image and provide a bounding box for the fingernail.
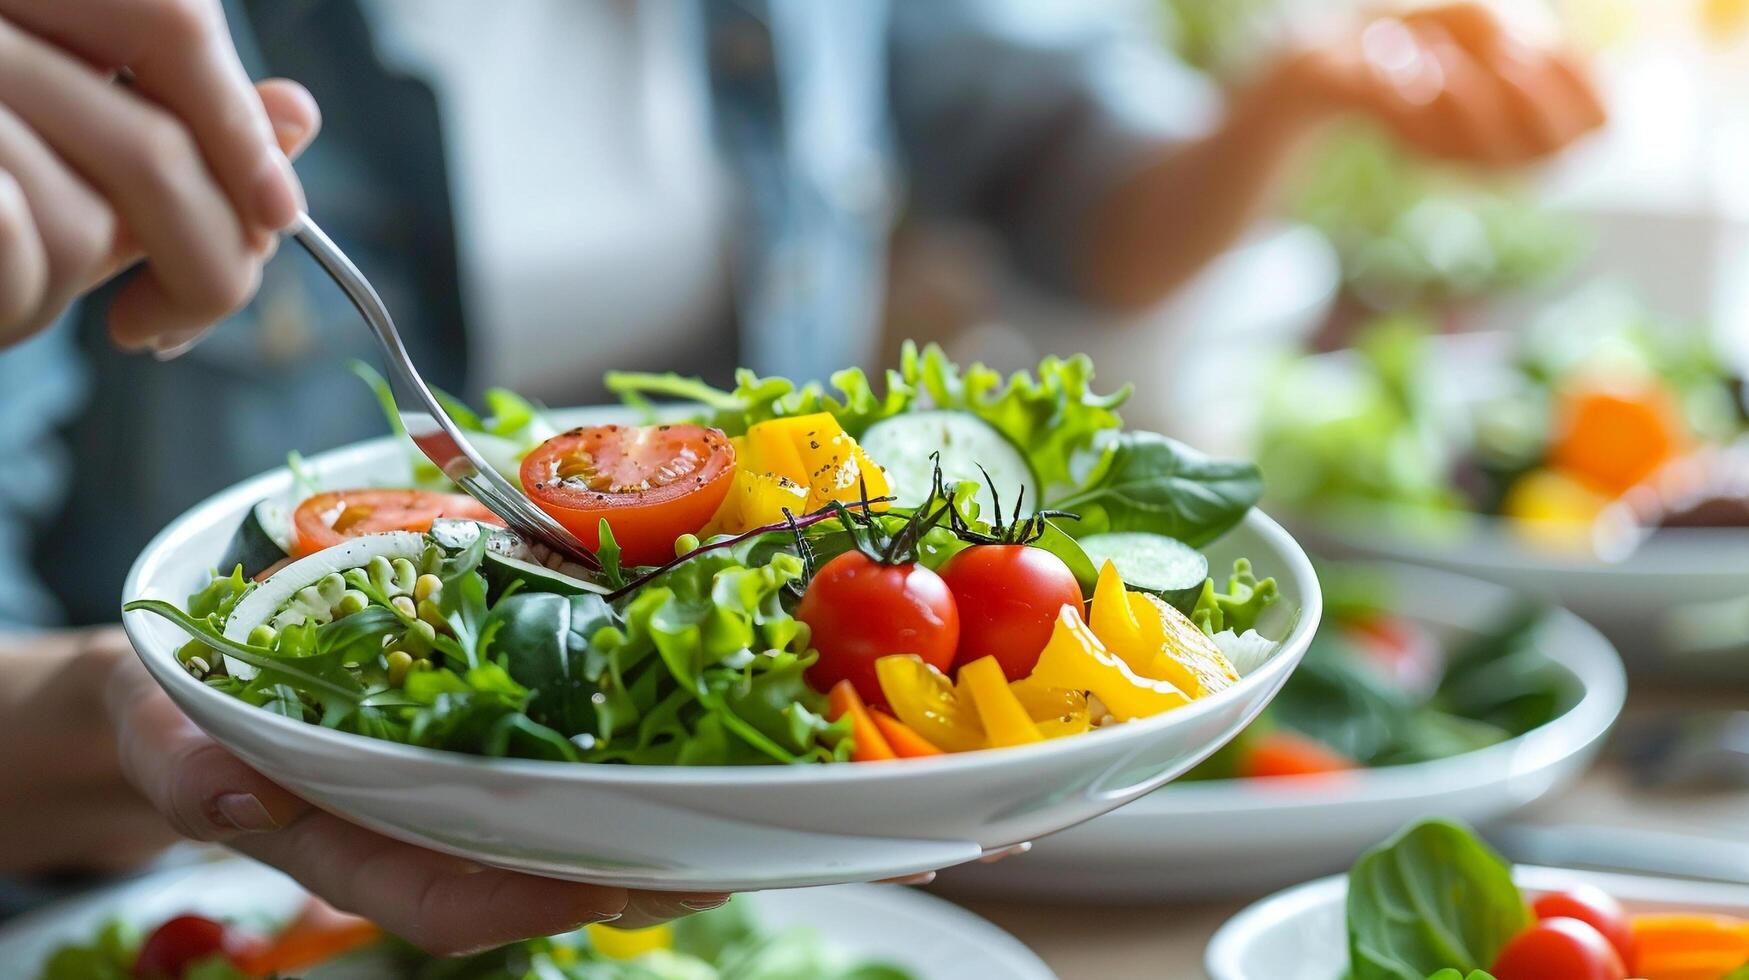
[251,151,304,230]
[680,896,730,912]
[212,793,278,832]
[149,330,206,362]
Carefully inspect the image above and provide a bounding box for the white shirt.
[362,0,731,402]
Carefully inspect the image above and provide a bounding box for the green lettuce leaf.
[1190,559,1280,635]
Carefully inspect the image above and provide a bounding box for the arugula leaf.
[1347,819,1529,980]
[1053,432,1261,546]
[597,518,627,589]
[125,600,365,710]
[1190,559,1280,635]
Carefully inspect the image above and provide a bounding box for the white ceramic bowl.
[120,410,1322,893]
[1206,865,1749,980]
[934,564,1626,900]
[0,855,1055,980]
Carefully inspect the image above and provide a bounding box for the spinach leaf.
[1053,431,1262,546]
[1436,604,1568,734]
[1347,820,1529,980]
[488,592,619,735]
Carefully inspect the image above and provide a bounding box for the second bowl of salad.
[120,345,1321,891]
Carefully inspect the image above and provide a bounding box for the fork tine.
[288,213,600,570]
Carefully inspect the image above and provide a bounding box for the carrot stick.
[827,680,896,761]
[870,709,943,757]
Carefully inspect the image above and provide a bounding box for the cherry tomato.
[1492,917,1627,980]
[939,544,1083,679]
[133,915,243,979]
[1343,613,1441,698]
[293,489,501,557]
[1237,730,1356,780]
[1533,886,1636,971]
[797,551,959,707]
[521,424,735,566]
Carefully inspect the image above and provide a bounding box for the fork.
[287,212,599,570]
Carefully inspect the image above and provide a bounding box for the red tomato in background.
[939,544,1082,679]
[1343,613,1441,698]
[797,551,959,707]
[133,915,256,979]
[293,489,502,556]
[1491,917,1627,980]
[1237,730,1356,780]
[1533,886,1636,971]
[520,424,735,566]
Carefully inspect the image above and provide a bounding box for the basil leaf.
[1053,431,1263,546]
[1347,820,1529,980]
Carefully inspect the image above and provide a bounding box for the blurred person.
[0,0,1601,953]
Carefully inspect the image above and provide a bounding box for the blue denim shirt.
[0,0,1211,627]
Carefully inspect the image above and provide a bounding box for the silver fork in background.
[288,212,599,570]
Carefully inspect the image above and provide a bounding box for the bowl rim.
[1107,561,1627,819]
[121,422,1324,786]
[1204,864,1749,980]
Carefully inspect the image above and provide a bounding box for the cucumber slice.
[217,499,295,579]
[860,411,1038,520]
[428,519,608,597]
[1078,532,1208,613]
[222,531,427,678]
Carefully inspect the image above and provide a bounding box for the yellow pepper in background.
[586,922,673,960]
[1500,468,1609,550]
[1089,562,1236,699]
[1009,676,1090,738]
[875,655,984,752]
[959,656,1042,747]
[1031,606,1190,721]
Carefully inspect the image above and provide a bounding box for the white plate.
[119,408,1323,892]
[1207,865,1749,980]
[1173,331,1749,681]
[937,564,1626,900]
[0,857,1054,980]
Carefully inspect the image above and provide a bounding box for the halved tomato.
[520,424,735,566]
[292,489,502,556]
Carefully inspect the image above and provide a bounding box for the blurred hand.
[1283,3,1607,166]
[0,627,182,874]
[0,0,320,355]
[104,645,728,956]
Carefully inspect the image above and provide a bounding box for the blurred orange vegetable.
[233,899,379,976]
[1630,913,1749,980]
[1238,731,1356,780]
[1550,380,1689,496]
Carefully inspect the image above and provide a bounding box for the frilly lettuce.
[608,340,1130,498]
[1191,558,1280,636]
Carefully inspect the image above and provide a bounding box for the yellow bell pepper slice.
[1030,606,1190,721]
[1089,562,1237,699]
[743,413,890,511]
[586,922,673,960]
[1009,675,1090,738]
[959,655,1042,747]
[875,654,984,752]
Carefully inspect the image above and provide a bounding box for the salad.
[128,344,1289,766]
[39,894,908,979]
[1346,819,1749,980]
[1257,283,1749,553]
[1185,565,1570,781]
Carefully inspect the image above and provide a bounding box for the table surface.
[946,687,1749,980]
